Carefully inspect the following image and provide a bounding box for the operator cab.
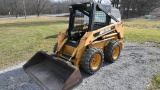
[67,2,118,47]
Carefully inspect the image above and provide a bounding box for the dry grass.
[124,19,160,43]
[0,16,68,69]
[1,17,160,69]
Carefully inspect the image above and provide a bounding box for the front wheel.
[81,48,104,75]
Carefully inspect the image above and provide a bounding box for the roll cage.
[67,2,119,37]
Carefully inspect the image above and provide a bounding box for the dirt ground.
[0,42,160,90]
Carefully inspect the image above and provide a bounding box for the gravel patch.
[0,42,160,90]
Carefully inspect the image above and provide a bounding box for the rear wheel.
[104,41,121,63]
[81,48,104,74]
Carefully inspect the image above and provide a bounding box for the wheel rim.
[91,53,101,70]
[113,45,120,60]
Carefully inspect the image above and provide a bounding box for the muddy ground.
[0,42,160,90]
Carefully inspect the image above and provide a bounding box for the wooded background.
[0,0,160,19]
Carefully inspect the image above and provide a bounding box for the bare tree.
[0,0,160,19]
[13,0,18,18]
[32,0,49,17]
[110,0,120,8]
[97,0,102,3]
[22,0,26,19]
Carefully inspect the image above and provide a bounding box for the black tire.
[81,48,104,75]
[104,41,121,63]
[53,43,58,53]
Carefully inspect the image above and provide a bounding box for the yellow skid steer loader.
[23,2,124,90]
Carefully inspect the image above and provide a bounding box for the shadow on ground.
[45,34,58,39]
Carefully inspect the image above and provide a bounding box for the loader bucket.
[23,51,82,90]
